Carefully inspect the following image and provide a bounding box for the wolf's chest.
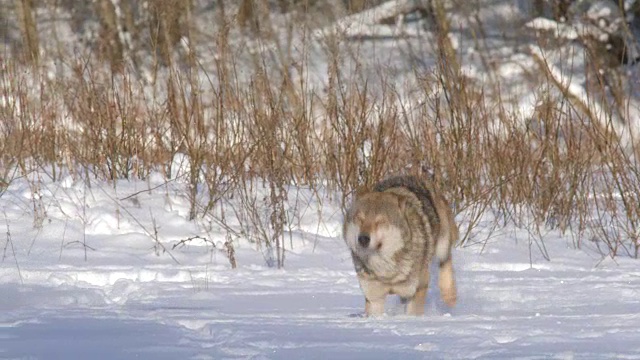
[387,277,421,298]
[359,273,421,300]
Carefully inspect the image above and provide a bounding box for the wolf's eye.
[374,216,388,227]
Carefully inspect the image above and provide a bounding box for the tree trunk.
[16,0,39,65]
[150,0,192,66]
[96,0,124,72]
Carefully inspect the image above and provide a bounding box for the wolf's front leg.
[365,297,385,317]
[405,287,427,315]
[360,278,387,317]
[406,267,430,315]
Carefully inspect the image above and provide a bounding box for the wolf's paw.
[440,290,457,307]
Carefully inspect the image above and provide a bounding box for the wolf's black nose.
[358,234,370,247]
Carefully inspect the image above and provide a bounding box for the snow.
[314,0,427,39]
[2,168,640,359]
[526,17,580,40]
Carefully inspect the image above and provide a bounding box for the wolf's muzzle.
[358,234,370,248]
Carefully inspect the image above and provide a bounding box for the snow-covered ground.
[1,171,640,359]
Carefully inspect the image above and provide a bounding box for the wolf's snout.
[358,234,371,247]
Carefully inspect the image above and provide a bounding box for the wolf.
[343,175,457,316]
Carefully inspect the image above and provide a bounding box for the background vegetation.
[2,0,640,267]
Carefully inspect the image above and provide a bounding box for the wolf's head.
[344,192,409,277]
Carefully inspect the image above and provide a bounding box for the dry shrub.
[2,0,640,266]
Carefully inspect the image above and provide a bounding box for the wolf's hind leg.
[438,258,457,307]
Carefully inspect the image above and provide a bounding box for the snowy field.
[1,173,640,360]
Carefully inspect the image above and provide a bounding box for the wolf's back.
[372,175,441,231]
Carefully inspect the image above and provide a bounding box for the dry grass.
[1,0,639,265]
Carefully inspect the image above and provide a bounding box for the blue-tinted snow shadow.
[0,313,197,360]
